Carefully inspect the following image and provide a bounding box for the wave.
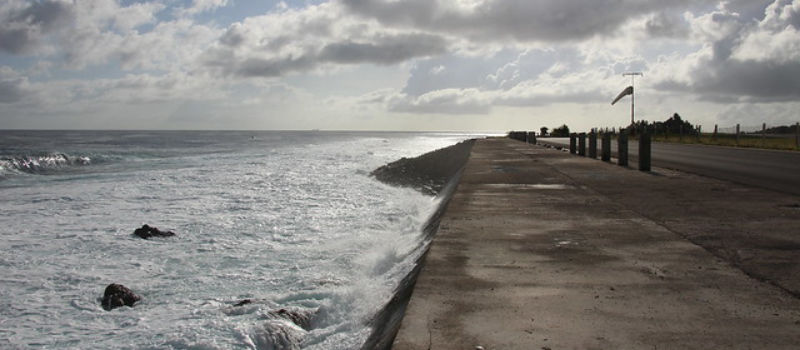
[362,139,476,350]
[0,153,92,176]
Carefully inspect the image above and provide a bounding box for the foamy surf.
[0,130,485,349]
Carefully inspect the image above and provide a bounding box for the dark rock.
[102,283,140,311]
[234,299,253,307]
[133,224,175,239]
[270,308,314,330]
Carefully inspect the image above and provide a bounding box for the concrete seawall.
[392,137,800,349]
[363,140,475,350]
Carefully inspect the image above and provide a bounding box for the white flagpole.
[622,72,643,125]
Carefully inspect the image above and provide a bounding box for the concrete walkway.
[392,138,800,349]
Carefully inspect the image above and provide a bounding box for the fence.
[708,123,800,149]
[583,122,800,150]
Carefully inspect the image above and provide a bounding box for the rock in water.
[102,283,140,311]
[270,308,315,330]
[133,224,175,239]
[234,299,253,307]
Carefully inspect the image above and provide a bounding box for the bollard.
[601,133,611,162]
[578,133,586,156]
[588,130,597,159]
[569,133,577,154]
[639,132,651,171]
[618,131,628,166]
[796,122,799,150]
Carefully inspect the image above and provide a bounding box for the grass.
[642,133,800,151]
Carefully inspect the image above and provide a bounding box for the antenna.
[622,72,643,125]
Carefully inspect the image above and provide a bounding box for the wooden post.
[528,131,536,144]
[589,130,598,159]
[713,124,718,141]
[618,131,628,166]
[639,131,651,171]
[796,122,799,150]
[569,133,577,154]
[736,124,740,146]
[602,132,611,162]
[578,133,586,156]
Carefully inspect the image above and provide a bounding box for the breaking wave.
[0,153,92,176]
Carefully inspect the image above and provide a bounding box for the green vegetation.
[551,124,570,137]
[649,133,799,151]
[617,113,800,151]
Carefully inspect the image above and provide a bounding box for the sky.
[1,0,799,131]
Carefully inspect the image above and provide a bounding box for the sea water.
[0,130,484,349]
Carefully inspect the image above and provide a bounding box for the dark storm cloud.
[0,0,74,54]
[340,0,713,42]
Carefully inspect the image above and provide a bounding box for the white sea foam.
[0,131,484,349]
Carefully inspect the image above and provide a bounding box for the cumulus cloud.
[0,0,73,54]
[178,0,230,17]
[0,70,30,103]
[653,0,800,102]
[340,0,715,42]
[370,59,614,115]
[388,88,491,115]
[319,34,447,65]
[202,2,449,78]
[2,0,799,129]
[645,12,690,38]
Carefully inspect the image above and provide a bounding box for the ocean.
[0,130,485,349]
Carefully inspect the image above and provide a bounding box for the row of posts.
[507,131,537,144]
[569,130,650,171]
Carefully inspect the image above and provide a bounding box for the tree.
[540,127,549,136]
[551,124,570,137]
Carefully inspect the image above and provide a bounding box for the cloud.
[372,60,614,115]
[715,101,800,126]
[202,3,449,78]
[653,0,800,102]
[0,0,73,54]
[319,34,447,65]
[0,66,31,103]
[388,88,491,115]
[178,0,230,17]
[645,12,690,38]
[340,0,715,42]
[0,77,29,103]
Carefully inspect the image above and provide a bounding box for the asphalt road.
[539,137,800,196]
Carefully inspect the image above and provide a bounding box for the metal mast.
[622,72,643,125]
